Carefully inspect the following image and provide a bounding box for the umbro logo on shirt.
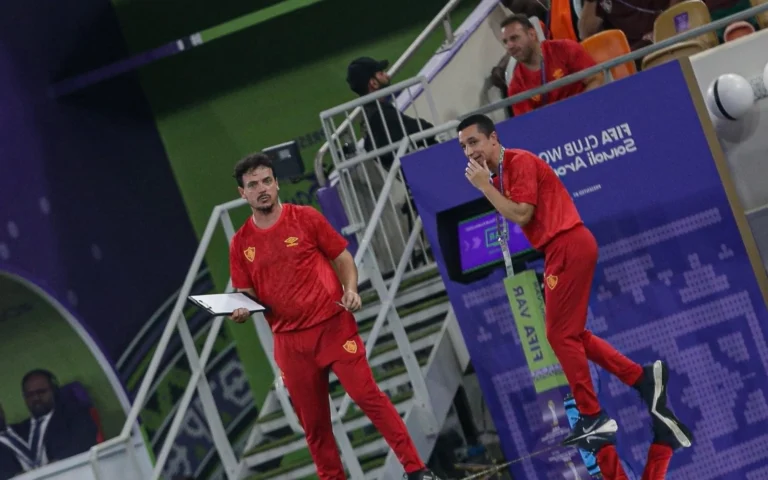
[284,237,299,247]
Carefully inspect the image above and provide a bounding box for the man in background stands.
[12,370,99,469]
[501,14,602,116]
[346,56,438,170]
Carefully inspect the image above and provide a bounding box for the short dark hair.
[22,369,58,391]
[233,153,274,188]
[457,114,497,138]
[500,13,534,30]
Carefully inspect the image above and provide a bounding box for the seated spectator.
[10,369,99,470]
[346,56,437,171]
[0,403,24,480]
[502,0,579,42]
[501,14,603,117]
[579,0,669,51]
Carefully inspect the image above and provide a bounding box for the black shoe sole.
[651,360,693,448]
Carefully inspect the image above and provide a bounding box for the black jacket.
[361,100,437,171]
[12,405,98,466]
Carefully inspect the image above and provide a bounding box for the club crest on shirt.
[284,236,299,247]
[343,340,358,354]
[553,68,564,80]
[546,275,558,290]
[244,246,255,262]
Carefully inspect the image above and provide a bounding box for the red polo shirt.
[508,39,597,116]
[229,204,348,333]
[492,149,583,250]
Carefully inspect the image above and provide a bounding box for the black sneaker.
[634,360,693,449]
[561,410,618,450]
[405,469,442,480]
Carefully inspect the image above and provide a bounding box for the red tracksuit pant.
[598,444,673,480]
[543,225,644,415]
[272,310,425,479]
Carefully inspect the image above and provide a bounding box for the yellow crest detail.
[244,247,255,262]
[343,340,358,354]
[546,275,558,290]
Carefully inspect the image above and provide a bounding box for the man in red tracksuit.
[457,114,693,479]
[227,153,439,480]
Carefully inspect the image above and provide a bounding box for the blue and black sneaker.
[562,410,619,451]
[634,360,693,449]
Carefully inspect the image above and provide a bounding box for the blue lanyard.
[494,147,514,277]
[539,57,548,106]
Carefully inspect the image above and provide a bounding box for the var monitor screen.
[436,197,533,284]
[458,212,531,274]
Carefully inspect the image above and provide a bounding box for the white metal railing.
[88,199,248,480]
[313,0,466,187]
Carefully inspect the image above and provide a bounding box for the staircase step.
[358,267,440,307]
[358,295,449,342]
[255,390,414,440]
[245,451,387,480]
[356,272,444,324]
[243,409,404,470]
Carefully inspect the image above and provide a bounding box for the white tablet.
[188,292,267,316]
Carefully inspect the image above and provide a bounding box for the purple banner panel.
[402,60,768,479]
[0,0,199,369]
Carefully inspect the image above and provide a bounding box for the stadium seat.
[581,30,636,81]
[653,0,719,49]
[60,382,105,443]
[752,0,768,29]
[641,41,707,70]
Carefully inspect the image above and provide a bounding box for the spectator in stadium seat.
[0,403,24,480]
[346,57,437,172]
[579,0,669,51]
[11,370,99,469]
[502,0,580,41]
[502,14,602,117]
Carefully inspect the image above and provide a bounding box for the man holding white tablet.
[227,153,439,480]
